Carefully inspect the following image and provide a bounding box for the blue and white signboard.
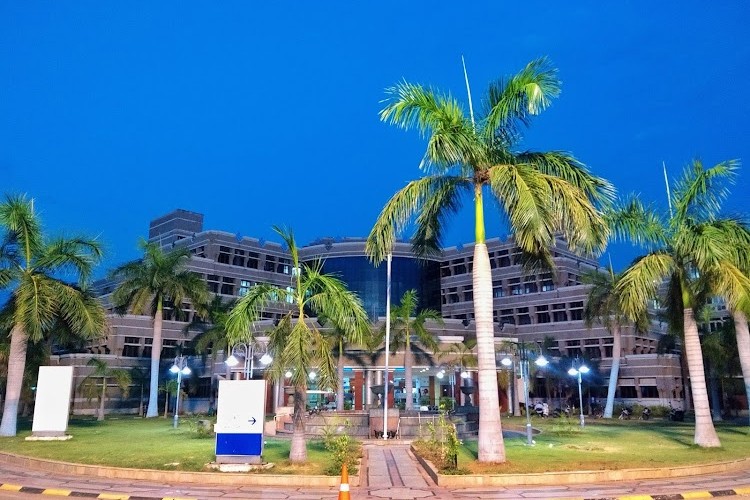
[215,380,266,464]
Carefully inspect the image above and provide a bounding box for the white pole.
[249,344,254,379]
[663,161,673,219]
[383,253,392,440]
[173,369,182,429]
[461,55,476,128]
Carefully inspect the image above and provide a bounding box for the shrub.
[320,420,361,475]
[412,412,464,473]
[186,417,214,439]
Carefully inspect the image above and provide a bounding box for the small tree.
[78,358,132,421]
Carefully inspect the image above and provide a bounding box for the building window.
[239,280,252,297]
[143,338,152,358]
[264,256,276,272]
[536,305,550,324]
[523,281,538,294]
[122,337,141,358]
[641,386,659,398]
[569,301,584,321]
[207,274,220,294]
[509,278,521,296]
[218,246,231,264]
[162,339,178,358]
[552,303,567,322]
[221,277,235,295]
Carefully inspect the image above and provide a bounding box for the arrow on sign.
[248,417,257,425]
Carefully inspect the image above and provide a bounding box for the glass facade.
[315,256,441,319]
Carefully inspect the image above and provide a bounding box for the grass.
[0,416,334,474]
[456,416,750,475]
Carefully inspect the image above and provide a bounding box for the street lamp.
[169,356,190,429]
[501,343,548,446]
[568,360,590,428]
[225,342,272,379]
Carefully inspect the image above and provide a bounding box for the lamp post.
[568,360,590,428]
[226,342,272,379]
[501,342,548,446]
[170,356,190,429]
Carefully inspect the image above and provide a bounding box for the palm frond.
[0,194,43,265]
[672,158,738,223]
[226,283,278,344]
[366,176,469,262]
[616,252,675,320]
[482,57,560,139]
[379,81,478,172]
[514,151,615,207]
[605,195,666,248]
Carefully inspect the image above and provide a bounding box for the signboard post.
[28,366,74,440]
[215,379,266,464]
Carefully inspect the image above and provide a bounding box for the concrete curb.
[0,452,357,488]
[410,444,750,487]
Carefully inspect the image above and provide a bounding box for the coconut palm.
[185,295,236,414]
[611,159,750,447]
[383,290,442,411]
[78,358,132,421]
[160,378,179,418]
[322,322,372,411]
[366,58,613,462]
[582,265,648,418]
[226,226,370,463]
[129,366,149,417]
[0,195,107,437]
[110,240,209,418]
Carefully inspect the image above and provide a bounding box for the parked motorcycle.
[669,403,685,422]
[641,407,651,420]
[618,407,632,420]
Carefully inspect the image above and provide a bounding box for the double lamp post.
[500,342,548,446]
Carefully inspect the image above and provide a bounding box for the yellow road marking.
[97,494,130,500]
[681,492,713,499]
[617,496,655,500]
[0,484,22,492]
[42,489,72,496]
[735,486,750,495]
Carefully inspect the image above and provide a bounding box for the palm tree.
[185,295,235,414]
[384,290,442,411]
[110,240,209,418]
[0,195,107,437]
[129,366,149,417]
[366,59,613,462]
[78,358,132,421]
[582,265,648,418]
[226,227,370,463]
[612,159,750,447]
[160,378,179,418]
[446,340,478,409]
[322,322,371,411]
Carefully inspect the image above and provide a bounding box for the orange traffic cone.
[337,463,350,500]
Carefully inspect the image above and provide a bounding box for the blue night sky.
[2,2,749,277]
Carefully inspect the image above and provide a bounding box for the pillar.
[353,370,364,410]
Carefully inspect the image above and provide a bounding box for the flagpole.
[383,252,392,440]
[663,161,673,219]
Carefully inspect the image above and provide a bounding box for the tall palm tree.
[582,265,648,418]
[226,227,370,463]
[612,159,750,447]
[322,322,371,411]
[110,240,209,418]
[366,58,613,462]
[185,295,236,414]
[129,366,149,417]
[712,229,750,425]
[385,290,442,411]
[0,195,107,437]
[78,358,132,421]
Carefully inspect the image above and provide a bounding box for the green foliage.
[186,417,215,439]
[549,416,581,436]
[413,413,464,473]
[319,420,361,475]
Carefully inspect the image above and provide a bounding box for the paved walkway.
[2,444,750,499]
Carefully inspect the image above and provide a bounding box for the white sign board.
[32,366,74,436]
[215,380,266,462]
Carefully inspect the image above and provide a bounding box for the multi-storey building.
[54,209,685,416]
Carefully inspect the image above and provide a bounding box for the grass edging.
[410,444,750,487]
[0,451,358,488]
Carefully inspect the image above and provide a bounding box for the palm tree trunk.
[474,241,506,462]
[732,310,750,426]
[207,353,217,414]
[336,339,345,411]
[164,391,169,418]
[146,302,163,418]
[603,326,621,418]
[289,384,307,463]
[404,337,413,411]
[0,325,28,437]
[684,308,721,447]
[98,377,106,421]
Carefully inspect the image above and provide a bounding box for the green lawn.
[1,416,332,474]
[458,416,750,474]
